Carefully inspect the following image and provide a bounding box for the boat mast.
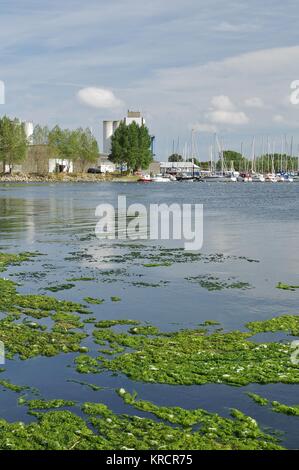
[261,136,264,174]
[272,140,275,174]
[251,137,256,173]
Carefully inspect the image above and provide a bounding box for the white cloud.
[244,97,264,108]
[207,109,249,125]
[77,87,123,109]
[210,95,235,111]
[206,95,249,126]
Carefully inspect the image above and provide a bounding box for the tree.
[168,153,183,162]
[32,125,50,145]
[48,126,73,161]
[48,126,99,172]
[255,153,298,173]
[111,122,153,171]
[138,124,153,170]
[0,116,28,173]
[216,150,247,172]
[75,128,99,172]
[110,121,129,169]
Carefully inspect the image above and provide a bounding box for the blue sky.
[1,0,299,159]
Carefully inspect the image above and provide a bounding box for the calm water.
[0,182,298,448]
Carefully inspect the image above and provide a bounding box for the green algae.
[143,262,172,268]
[246,315,299,336]
[66,277,95,282]
[95,320,140,329]
[0,411,99,450]
[276,282,299,291]
[83,297,104,305]
[92,322,299,386]
[46,284,75,293]
[0,278,89,318]
[271,401,299,416]
[67,379,103,391]
[75,355,102,374]
[22,399,76,410]
[0,388,285,449]
[111,296,121,302]
[185,275,251,291]
[200,320,221,327]
[131,281,167,288]
[0,277,88,359]
[0,252,38,272]
[247,393,299,416]
[51,312,84,332]
[82,391,282,450]
[0,380,29,393]
[247,393,269,406]
[0,317,87,360]
[129,325,160,336]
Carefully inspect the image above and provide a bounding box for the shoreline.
[0,173,140,183]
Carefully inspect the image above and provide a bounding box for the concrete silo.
[113,120,120,132]
[24,121,34,143]
[103,121,114,154]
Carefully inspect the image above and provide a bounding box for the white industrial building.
[102,111,145,156]
[160,161,200,176]
[103,120,121,154]
[24,121,34,143]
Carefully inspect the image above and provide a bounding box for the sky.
[1,0,299,160]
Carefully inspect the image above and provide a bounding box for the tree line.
[168,150,299,173]
[0,116,27,173]
[0,117,99,173]
[0,115,153,174]
[33,124,99,172]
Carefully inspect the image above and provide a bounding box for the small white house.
[99,162,116,173]
[49,159,74,173]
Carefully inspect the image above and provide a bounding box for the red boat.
[138,174,152,182]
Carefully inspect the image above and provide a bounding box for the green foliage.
[255,154,298,173]
[216,150,246,172]
[111,121,153,171]
[48,126,98,171]
[32,125,49,145]
[0,116,28,172]
[168,153,183,162]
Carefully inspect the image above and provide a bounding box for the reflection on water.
[0,182,299,449]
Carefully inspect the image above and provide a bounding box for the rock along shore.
[0,173,139,183]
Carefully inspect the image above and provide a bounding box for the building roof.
[160,162,200,169]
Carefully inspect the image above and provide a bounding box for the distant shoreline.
[0,174,140,184]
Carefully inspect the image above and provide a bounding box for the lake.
[0,181,298,448]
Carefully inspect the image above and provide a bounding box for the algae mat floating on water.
[90,316,299,386]
[0,396,283,450]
